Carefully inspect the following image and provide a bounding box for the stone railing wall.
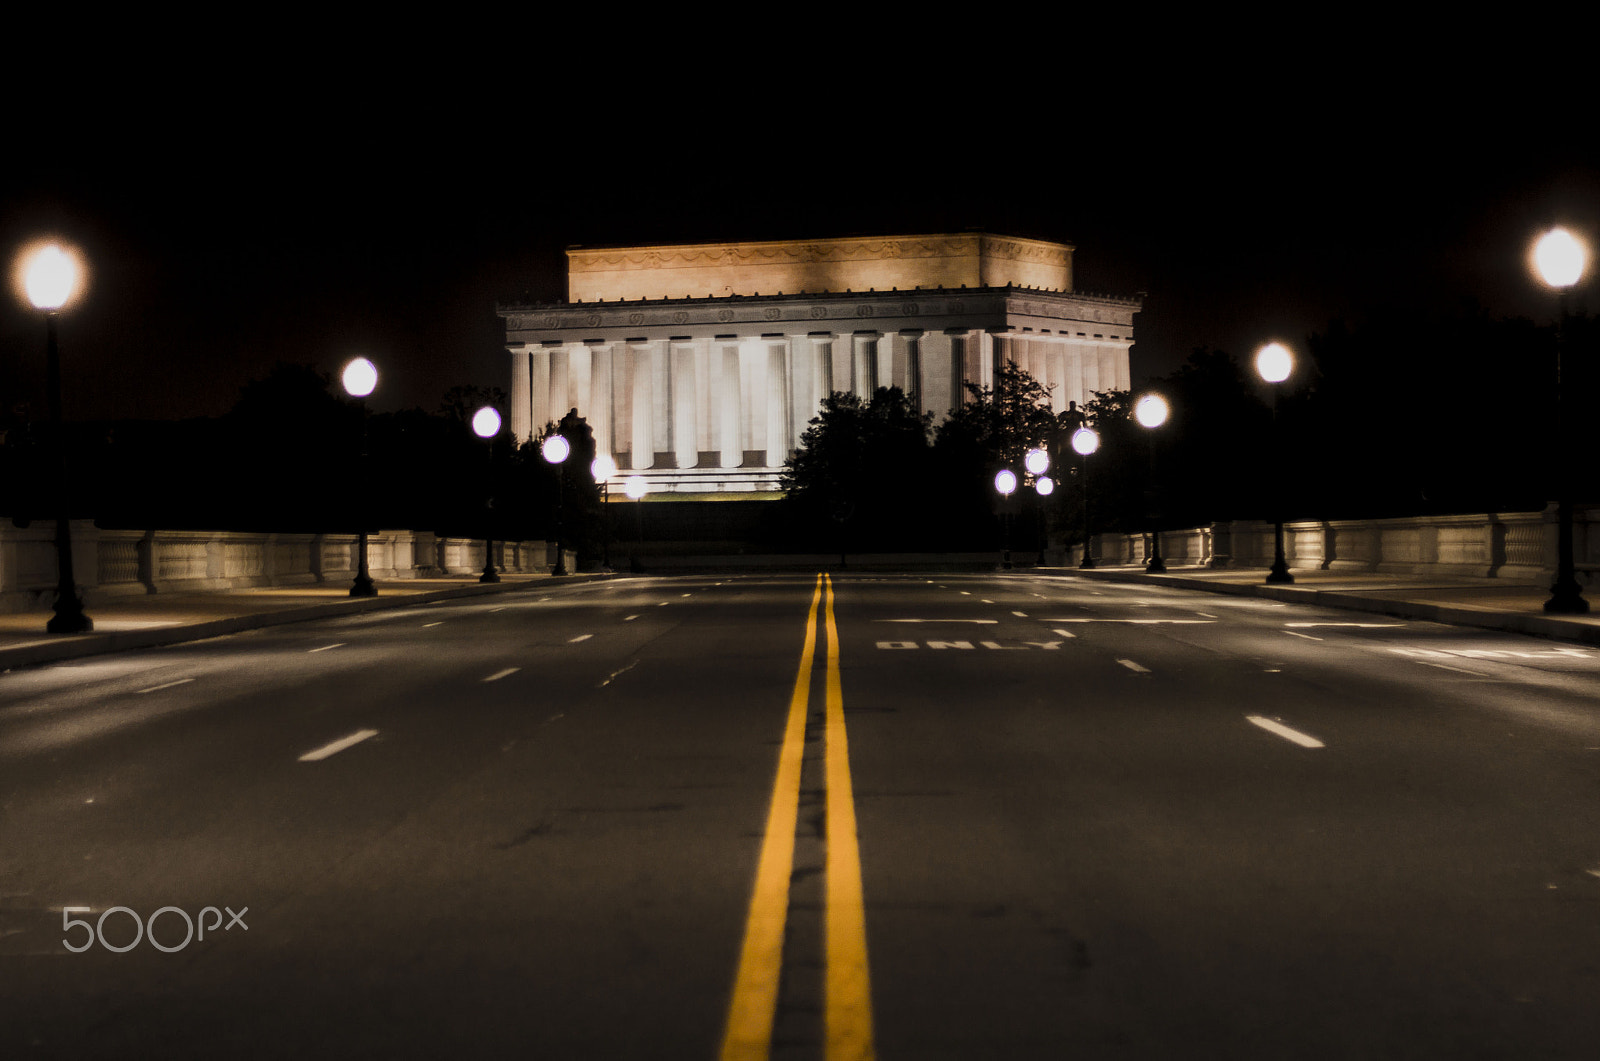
[1072,505,1595,584]
[0,525,553,612]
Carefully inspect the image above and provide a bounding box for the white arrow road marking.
[299,729,379,762]
[1247,716,1325,748]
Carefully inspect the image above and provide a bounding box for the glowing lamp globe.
[471,406,502,439]
[592,455,617,482]
[21,242,82,311]
[995,469,1017,496]
[1255,342,1293,384]
[1134,393,1169,429]
[342,357,378,398]
[1036,476,1055,497]
[541,434,570,465]
[1533,227,1587,289]
[1071,426,1100,456]
[624,475,648,500]
[1025,448,1050,476]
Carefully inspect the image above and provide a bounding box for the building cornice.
[499,285,1141,338]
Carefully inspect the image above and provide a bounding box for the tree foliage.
[780,387,935,553]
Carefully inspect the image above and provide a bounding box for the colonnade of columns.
[508,327,1131,490]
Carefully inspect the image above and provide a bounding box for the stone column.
[766,338,792,467]
[586,342,614,459]
[530,345,554,435]
[671,340,698,470]
[568,344,592,428]
[739,339,766,461]
[630,342,654,469]
[509,345,531,442]
[852,332,879,397]
[830,336,852,399]
[716,338,742,468]
[650,341,671,465]
[548,346,570,424]
[789,334,821,449]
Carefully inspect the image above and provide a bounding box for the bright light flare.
[471,406,502,438]
[994,469,1017,496]
[1071,426,1100,456]
[1134,393,1169,429]
[1035,476,1055,497]
[591,454,617,481]
[1533,227,1587,289]
[342,357,378,397]
[1255,341,1293,383]
[624,475,648,500]
[1025,448,1050,476]
[18,241,84,311]
[541,434,570,464]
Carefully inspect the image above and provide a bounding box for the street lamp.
[472,405,502,583]
[1134,392,1170,572]
[1255,341,1295,584]
[995,468,1018,569]
[17,241,92,633]
[1071,424,1100,569]
[1532,226,1590,614]
[341,357,379,597]
[592,454,617,571]
[624,474,647,571]
[542,433,571,576]
[1025,448,1050,564]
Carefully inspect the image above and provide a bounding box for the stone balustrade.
[0,525,552,612]
[1074,505,1595,584]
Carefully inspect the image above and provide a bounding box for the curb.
[0,573,614,671]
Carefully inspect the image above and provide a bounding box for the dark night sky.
[4,47,1598,426]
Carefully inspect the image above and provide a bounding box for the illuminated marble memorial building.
[498,233,1140,495]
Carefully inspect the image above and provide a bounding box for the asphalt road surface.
[3,572,1599,1059]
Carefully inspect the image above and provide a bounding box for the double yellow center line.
[721,573,875,1061]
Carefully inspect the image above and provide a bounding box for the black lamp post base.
[1544,581,1589,614]
[1079,556,1096,569]
[1266,562,1295,584]
[479,568,501,583]
[350,577,377,598]
[1146,556,1166,573]
[47,601,93,634]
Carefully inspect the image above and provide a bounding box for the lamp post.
[1025,447,1050,565]
[471,405,502,583]
[1071,424,1100,568]
[18,241,92,633]
[542,433,571,576]
[1034,473,1054,565]
[1134,392,1170,572]
[592,455,617,571]
[1255,341,1295,584]
[994,468,1018,569]
[1532,227,1590,614]
[624,474,647,572]
[341,357,379,597]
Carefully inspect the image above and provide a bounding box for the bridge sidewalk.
[1044,564,1600,646]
